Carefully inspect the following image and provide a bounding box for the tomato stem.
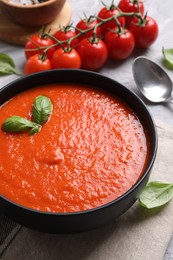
[110,0,115,10]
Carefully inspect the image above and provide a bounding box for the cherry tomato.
[24,34,55,60]
[51,48,81,69]
[129,16,159,48]
[24,54,52,75]
[75,16,101,42]
[104,28,135,60]
[118,0,144,26]
[53,26,78,49]
[97,5,125,37]
[76,38,108,70]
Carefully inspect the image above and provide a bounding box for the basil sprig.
[2,95,53,135]
[138,181,173,209]
[0,53,21,75]
[2,116,41,135]
[162,48,173,70]
[32,95,53,125]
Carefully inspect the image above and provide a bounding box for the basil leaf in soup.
[32,95,53,125]
[2,116,41,135]
[29,124,41,135]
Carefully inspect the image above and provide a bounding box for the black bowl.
[0,69,158,234]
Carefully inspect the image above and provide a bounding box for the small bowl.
[0,69,158,234]
[0,0,66,26]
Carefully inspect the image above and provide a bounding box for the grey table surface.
[0,0,173,259]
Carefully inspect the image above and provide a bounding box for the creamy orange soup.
[0,84,148,212]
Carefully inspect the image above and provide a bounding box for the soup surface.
[0,84,148,213]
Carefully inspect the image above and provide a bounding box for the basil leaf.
[2,116,41,135]
[162,48,173,70]
[29,124,41,135]
[2,95,52,136]
[139,181,173,209]
[32,95,53,125]
[0,53,19,75]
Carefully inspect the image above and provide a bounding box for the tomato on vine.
[22,2,159,73]
[129,15,159,48]
[97,4,125,37]
[76,37,108,70]
[75,16,101,42]
[24,34,55,60]
[51,47,81,69]
[24,54,52,75]
[104,27,135,60]
[53,26,78,49]
[118,0,144,27]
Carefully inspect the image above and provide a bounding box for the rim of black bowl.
[0,69,158,216]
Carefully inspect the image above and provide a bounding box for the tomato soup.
[0,84,148,213]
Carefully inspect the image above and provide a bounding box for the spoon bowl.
[132,56,173,104]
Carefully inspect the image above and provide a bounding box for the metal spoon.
[132,56,173,104]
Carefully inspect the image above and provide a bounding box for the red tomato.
[97,6,125,37]
[76,38,108,70]
[129,16,159,48]
[118,0,144,26]
[104,28,135,60]
[75,17,101,42]
[51,48,81,69]
[24,54,52,75]
[24,34,55,60]
[53,27,78,49]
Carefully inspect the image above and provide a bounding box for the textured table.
[0,0,173,259]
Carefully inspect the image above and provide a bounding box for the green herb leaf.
[2,116,41,135]
[2,95,52,136]
[29,124,41,135]
[139,181,173,209]
[32,95,53,125]
[0,53,19,75]
[162,48,173,70]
